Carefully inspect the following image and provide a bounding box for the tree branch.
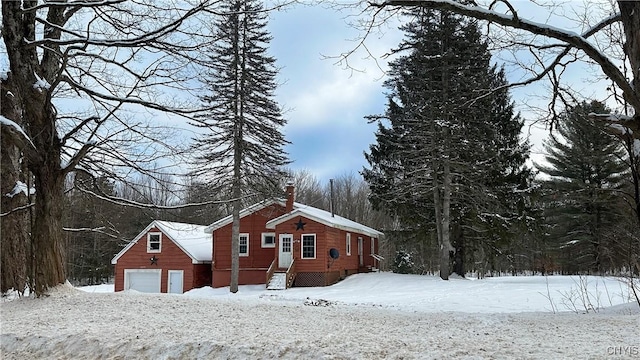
[370,0,639,110]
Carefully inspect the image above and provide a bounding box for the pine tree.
[191,0,289,292]
[363,8,530,279]
[538,101,628,273]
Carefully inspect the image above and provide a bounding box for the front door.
[168,270,184,294]
[279,234,293,269]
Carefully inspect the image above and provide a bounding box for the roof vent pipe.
[329,178,335,218]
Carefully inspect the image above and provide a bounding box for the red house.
[111,221,212,294]
[206,185,383,289]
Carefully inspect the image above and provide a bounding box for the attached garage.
[124,269,161,293]
[112,221,212,293]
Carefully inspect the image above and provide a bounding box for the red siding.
[113,227,211,293]
[274,219,377,278]
[212,269,265,287]
[211,204,380,288]
[211,204,286,287]
[283,217,327,273]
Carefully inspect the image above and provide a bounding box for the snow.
[207,199,382,237]
[609,123,633,135]
[265,202,383,237]
[589,112,634,122]
[112,220,211,264]
[32,71,51,91]
[2,273,638,359]
[3,181,34,198]
[0,115,35,148]
[154,221,212,262]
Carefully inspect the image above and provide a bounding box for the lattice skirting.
[294,271,341,287]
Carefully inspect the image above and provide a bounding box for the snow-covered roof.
[266,205,383,238]
[204,199,287,233]
[206,198,383,238]
[111,220,211,264]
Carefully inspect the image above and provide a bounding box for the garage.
[124,269,161,293]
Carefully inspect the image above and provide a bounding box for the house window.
[239,233,249,257]
[346,233,351,256]
[371,237,375,254]
[301,234,316,259]
[147,233,161,253]
[261,233,276,248]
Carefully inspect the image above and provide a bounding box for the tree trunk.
[618,1,640,120]
[440,149,453,280]
[230,195,240,294]
[452,222,465,277]
[0,73,29,294]
[2,1,67,295]
[31,168,66,295]
[25,63,66,295]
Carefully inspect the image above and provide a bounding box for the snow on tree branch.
[369,0,639,111]
[0,115,36,149]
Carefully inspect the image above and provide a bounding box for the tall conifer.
[363,8,530,278]
[538,101,628,273]
[191,0,289,292]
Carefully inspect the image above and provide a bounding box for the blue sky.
[267,4,401,182]
[264,1,619,183]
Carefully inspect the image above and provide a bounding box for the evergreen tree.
[538,101,628,273]
[191,0,289,292]
[363,8,530,279]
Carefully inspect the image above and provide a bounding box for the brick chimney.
[285,182,294,212]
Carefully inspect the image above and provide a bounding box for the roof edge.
[266,209,383,238]
[205,198,286,233]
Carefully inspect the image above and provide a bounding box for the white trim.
[346,233,351,256]
[371,237,375,254]
[278,234,293,268]
[111,220,211,265]
[205,199,288,233]
[167,270,184,294]
[124,269,161,293]
[239,233,249,257]
[301,233,316,259]
[265,208,383,238]
[261,232,276,248]
[147,232,162,253]
[112,222,160,264]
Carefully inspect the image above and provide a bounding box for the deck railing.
[370,253,384,271]
[285,259,296,288]
[265,259,276,288]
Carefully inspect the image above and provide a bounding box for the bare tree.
[1,0,222,295]
[362,1,638,131]
[288,169,326,208]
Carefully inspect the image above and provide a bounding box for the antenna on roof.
[329,178,335,218]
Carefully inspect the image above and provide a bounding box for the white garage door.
[124,269,161,293]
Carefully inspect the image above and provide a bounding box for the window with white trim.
[346,233,351,256]
[147,232,161,253]
[371,237,375,254]
[239,233,249,257]
[301,234,316,259]
[261,232,276,248]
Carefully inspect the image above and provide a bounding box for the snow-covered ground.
[2,273,639,359]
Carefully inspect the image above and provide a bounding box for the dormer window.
[147,232,161,253]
